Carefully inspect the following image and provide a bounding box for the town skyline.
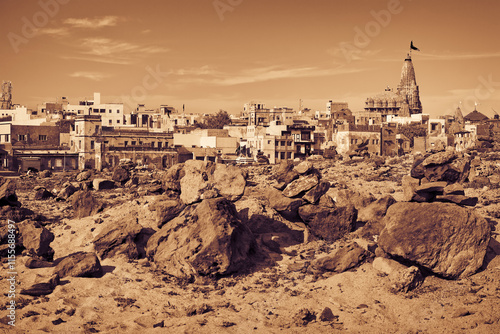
[1,0,500,117]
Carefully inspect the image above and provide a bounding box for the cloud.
[63,37,169,65]
[69,71,110,81]
[35,27,69,37]
[174,65,368,86]
[419,51,500,61]
[63,16,120,29]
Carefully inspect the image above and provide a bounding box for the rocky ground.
[1,152,500,333]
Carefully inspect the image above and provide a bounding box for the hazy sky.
[1,0,500,118]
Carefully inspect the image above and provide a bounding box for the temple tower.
[396,54,422,115]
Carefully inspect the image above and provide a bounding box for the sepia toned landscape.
[1,0,500,333]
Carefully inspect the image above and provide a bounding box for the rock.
[25,257,53,269]
[373,258,424,292]
[424,157,470,184]
[162,163,185,193]
[444,183,465,196]
[358,195,396,224]
[312,242,368,273]
[57,184,78,200]
[0,206,35,225]
[93,179,115,190]
[299,204,357,242]
[333,189,375,211]
[0,178,19,207]
[319,307,336,322]
[151,196,186,228]
[402,175,420,202]
[76,170,92,182]
[422,151,457,167]
[213,164,246,201]
[39,170,52,178]
[112,166,130,183]
[146,198,257,279]
[235,197,304,246]
[18,221,55,260]
[293,309,316,327]
[125,175,139,188]
[282,174,319,198]
[415,181,447,194]
[379,202,491,279]
[273,161,299,190]
[93,216,149,260]
[410,157,426,179]
[390,266,424,293]
[318,194,335,208]
[265,187,304,221]
[302,181,330,204]
[435,195,478,206]
[293,161,313,175]
[20,275,59,296]
[70,190,104,218]
[53,252,103,278]
[179,160,215,205]
[34,188,54,200]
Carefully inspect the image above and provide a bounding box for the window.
[280,152,285,159]
[124,141,128,147]
[117,120,120,124]
[18,134,26,141]
[55,159,63,168]
[95,125,99,133]
[131,141,136,146]
[109,109,112,113]
[267,140,271,144]
[76,125,79,133]
[79,140,82,149]
[151,142,155,147]
[5,135,9,142]
[39,135,47,141]
[100,109,105,113]
[109,120,112,125]
[158,142,162,149]
[90,141,94,150]
[287,141,292,146]
[281,141,285,146]
[117,110,120,113]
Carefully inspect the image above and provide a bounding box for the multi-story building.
[65,92,124,127]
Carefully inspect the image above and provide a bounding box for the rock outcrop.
[146,198,257,279]
[299,204,357,242]
[53,252,103,278]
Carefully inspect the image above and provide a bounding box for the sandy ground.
[1,158,500,333]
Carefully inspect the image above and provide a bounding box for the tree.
[202,110,232,129]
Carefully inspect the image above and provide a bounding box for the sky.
[1,0,500,118]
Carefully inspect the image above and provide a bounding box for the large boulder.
[146,198,257,279]
[212,164,246,201]
[423,156,470,184]
[379,202,491,279]
[0,178,19,207]
[422,151,457,167]
[332,189,375,211]
[293,161,313,175]
[18,221,55,260]
[70,190,104,218]
[282,174,319,198]
[162,163,185,194]
[53,252,103,278]
[112,166,130,183]
[93,216,150,260]
[298,204,357,243]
